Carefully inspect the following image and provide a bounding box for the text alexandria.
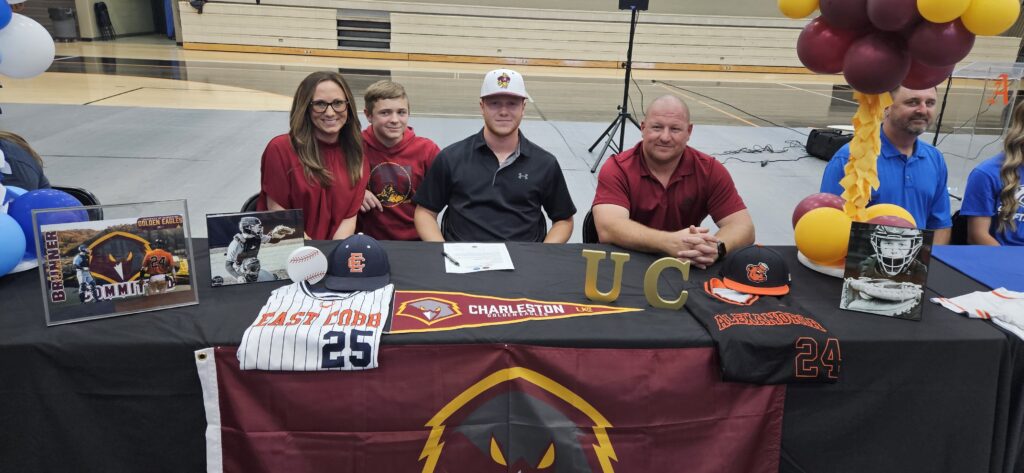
[715,311,827,333]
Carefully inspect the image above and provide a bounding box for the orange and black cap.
[720,245,791,296]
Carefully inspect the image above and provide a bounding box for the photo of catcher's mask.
[239,216,263,237]
[870,225,923,276]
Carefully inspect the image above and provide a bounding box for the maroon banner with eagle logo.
[391,291,643,333]
[197,344,784,472]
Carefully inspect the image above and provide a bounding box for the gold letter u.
[581,249,630,302]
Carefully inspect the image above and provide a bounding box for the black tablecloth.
[0,240,1017,473]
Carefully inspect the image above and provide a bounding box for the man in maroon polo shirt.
[592,95,755,268]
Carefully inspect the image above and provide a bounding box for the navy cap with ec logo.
[324,233,391,291]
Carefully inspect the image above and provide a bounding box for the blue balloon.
[0,213,25,276]
[7,189,88,258]
[2,184,26,207]
[0,2,11,30]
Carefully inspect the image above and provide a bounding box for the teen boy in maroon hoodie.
[357,80,441,240]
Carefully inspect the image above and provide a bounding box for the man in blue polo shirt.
[820,86,952,245]
[413,69,576,242]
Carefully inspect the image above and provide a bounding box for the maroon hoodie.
[357,126,440,240]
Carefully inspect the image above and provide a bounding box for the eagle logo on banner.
[419,368,617,473]
[86,231,151,284]
[398,297,462,324]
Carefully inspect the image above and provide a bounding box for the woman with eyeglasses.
[961,99,1024,246]
[258,71,368,240]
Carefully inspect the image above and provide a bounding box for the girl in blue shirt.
[962,103,1024,246]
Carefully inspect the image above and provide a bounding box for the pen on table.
[442,252,461,266]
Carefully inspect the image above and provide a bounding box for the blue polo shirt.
[820,128,952,230]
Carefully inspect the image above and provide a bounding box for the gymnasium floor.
[0,35,1007,242]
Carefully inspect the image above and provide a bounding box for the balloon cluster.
[781,0,1020,93]
[792,192,916,267]
[0,184,88,277]
[0,1,56,78]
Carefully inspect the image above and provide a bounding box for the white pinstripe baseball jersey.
[237,281,395,371]
[932,288,1024,341]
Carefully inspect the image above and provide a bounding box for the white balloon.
[0,14,55,79]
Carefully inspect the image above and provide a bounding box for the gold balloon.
[778,0,819,18]
[962,0,1021,36]
[864,203,917,226]
[917,0,971,23]
[794,207,853,264]
[821,257,846,267]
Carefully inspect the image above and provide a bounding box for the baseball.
[287,246,328,284]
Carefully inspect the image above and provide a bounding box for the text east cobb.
[253,309,383,328]
[469,303,568,318]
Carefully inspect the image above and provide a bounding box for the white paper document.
[442,243,515,274]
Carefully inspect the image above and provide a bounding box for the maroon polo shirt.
[592,143,746,231]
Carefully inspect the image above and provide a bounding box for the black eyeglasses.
[310,99,348,113]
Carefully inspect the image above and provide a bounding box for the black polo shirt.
[414,129,576,242]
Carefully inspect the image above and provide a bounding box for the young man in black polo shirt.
[413,68,576,242]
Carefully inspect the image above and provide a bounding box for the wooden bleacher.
[180,0,1022,72]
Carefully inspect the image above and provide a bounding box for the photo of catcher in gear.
[73,245,100,303]
[841,222,933,321]
[206,210,304,286]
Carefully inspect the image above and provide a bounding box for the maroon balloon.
[908,20,975,67]
[902,59,954,89]
[843,33,911,94]
[867,215,915,228]
[867,0,921,32]
[797,17,864,74]
[793,193,846,228]
[820,0,870,30]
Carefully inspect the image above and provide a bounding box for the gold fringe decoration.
[839,92,893,222]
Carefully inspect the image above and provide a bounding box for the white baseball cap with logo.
[480,69,532,101]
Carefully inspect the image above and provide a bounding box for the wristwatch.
[716,241,727,262]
